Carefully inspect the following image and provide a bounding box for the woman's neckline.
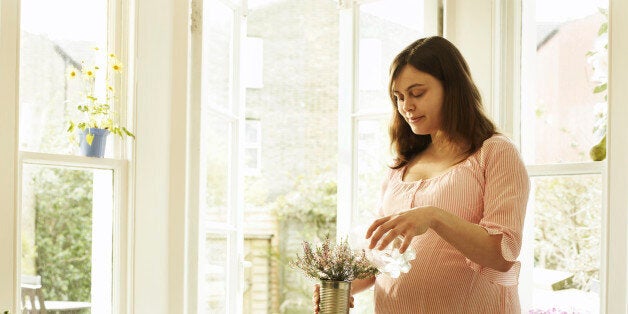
[399,155,471,184]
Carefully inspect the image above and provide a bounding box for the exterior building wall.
[535,13,606,163]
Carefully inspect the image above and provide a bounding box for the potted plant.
[66,48,134,157]
[290,235,379,314]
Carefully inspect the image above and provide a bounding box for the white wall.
[132,0,189,311]
[443,0,496,117]
[605,0,628,311]
[0,0,19,311]
[132,0,177,312]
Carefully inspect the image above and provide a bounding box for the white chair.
[21,275,91,314]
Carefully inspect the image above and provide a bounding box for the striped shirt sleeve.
[466,136,530,286]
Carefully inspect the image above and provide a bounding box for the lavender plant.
[290,235,379,282]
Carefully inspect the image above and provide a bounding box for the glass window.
[356,118,391,227]
[192,1,439,312]
[244,119,261,174]
[245,1,340,312]
[523,1,608,164]
[531,175,602,312]
[16,0,128,312]
[202,0,234,110]
[19,0,107,155]
[244,37,264,89]
[522,1,607,312]
[197,0,242,312]
[200,115,232,224]
[21,164,114,312]
[201,233,229,313]
[357,0,426,111]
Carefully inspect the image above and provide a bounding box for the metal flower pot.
[79,128,110,158]
[320,280,351,314]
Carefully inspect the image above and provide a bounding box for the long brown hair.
[388,36,496,169]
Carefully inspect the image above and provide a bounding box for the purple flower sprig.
[290,234,380,282]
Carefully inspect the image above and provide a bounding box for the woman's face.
[392,65,444,136]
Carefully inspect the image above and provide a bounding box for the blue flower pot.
[79,128,110,158]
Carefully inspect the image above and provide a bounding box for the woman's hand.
[366,206,436,253]
[312,284,354,313]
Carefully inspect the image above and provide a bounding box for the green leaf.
[86,133,94,146]
[67,121,75,133]
[123,127,136,138]
[593,83,607,94]
[598,22,608,36]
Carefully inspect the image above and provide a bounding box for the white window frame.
[187,0,246,313]
[0,0,133,311]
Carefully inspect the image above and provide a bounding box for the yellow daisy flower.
[82,66,96,79]
[111,61,123,73]
[67,67,78,79]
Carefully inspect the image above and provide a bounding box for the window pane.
[356,118,391,225]
[201,115,232,224]
[353,117,391,314]
[245,120,260,143]
[244,37,264,89]
[244,148,259,171]
[244,1,339,312]
[358,0,428,111]
[19,0,107,155]
[202,233,229,314]
[532,174,601,313]
[21,164,113,312]
[202,0,234,110]
[523,0,608,164]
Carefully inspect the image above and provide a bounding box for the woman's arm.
[366,206,513,272]
[351,276,376,295]
[429,207,513,272]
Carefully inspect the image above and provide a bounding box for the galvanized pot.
[319,280,351,314]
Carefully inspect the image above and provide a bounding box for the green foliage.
[270,172,338,313]
[534,176,601,290]
[589,135,606,161]
[33,167,92,301]
[592,83,606,94]
[272,174,337,239]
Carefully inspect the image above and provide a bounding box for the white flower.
[367,246,416,279]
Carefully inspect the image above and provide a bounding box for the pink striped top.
[374,134,530,313]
